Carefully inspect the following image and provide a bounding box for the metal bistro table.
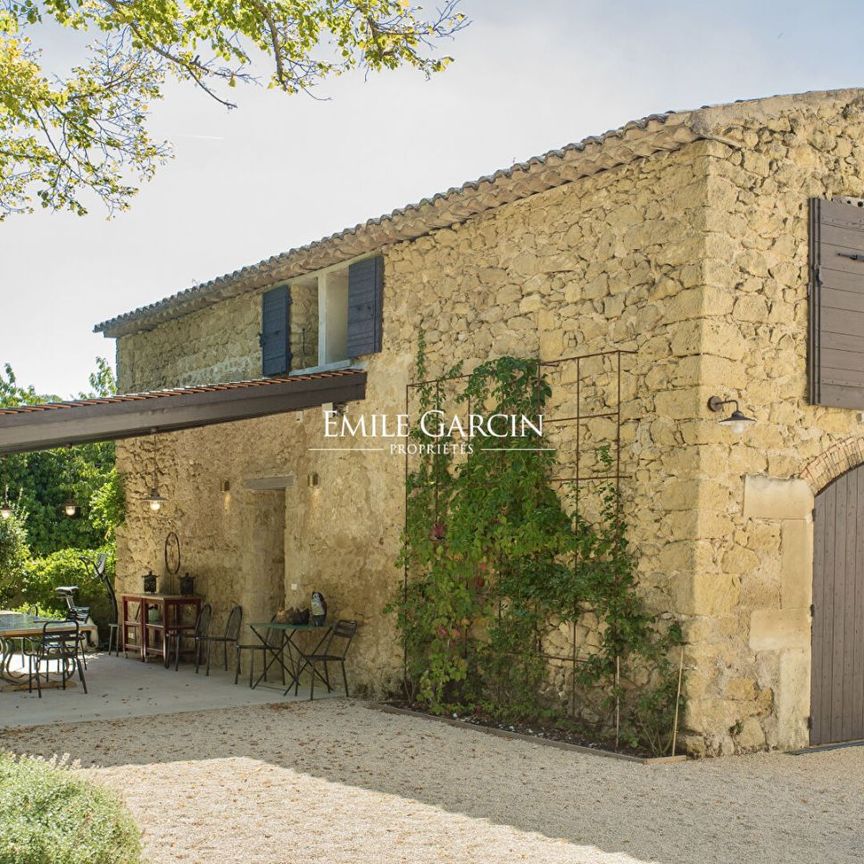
[0,612,98,685]
[247,621,332,696]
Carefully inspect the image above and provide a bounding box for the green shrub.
[17,548,115,638]
[0,508,29,606]
[0,752,141,864]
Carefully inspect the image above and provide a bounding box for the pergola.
[0,368,366,455]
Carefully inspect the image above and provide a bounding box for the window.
[810,197,864,408]
[280,255,383,374]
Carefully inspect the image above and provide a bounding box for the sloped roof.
[94,113,696,337]
[93,88,864,338]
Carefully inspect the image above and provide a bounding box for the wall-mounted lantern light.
[307,472,320,488]
[63,497,79,518]
[708,395,756,434]
[146,487,166,512]
[145,431,166,512]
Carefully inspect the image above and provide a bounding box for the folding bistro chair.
[56,585,91,669]
[234,614,286,687]
[199,605,242,675]
[305,620,357,701]
[22,621,88,698]
[169,603,212,671]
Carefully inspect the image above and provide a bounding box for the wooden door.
[811,465,864,745]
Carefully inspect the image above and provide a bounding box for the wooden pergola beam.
[0,370,366,454]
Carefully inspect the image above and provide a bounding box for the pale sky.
[1,0,864,397]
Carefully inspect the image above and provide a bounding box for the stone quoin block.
[742,476,814,521]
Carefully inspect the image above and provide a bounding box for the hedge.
[0,753,141,864]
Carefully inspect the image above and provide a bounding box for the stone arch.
[801,437,864,495]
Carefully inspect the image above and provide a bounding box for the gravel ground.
[1,700,862,864]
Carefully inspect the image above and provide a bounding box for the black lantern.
[143,569,157,593]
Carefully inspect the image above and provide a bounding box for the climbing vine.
[389,341,682,755]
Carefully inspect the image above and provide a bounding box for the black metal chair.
[64,606,90,670]
[306,620,357,701]
[22,621,88,698]
[56,585,91,669]
[234,614,285,687]
[199,605,242,676]
[173,603,212,672]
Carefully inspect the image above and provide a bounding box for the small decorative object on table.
[282,607,309,625]
[310,591,327,626]
[143,570,157,594]
[179,573,195,596]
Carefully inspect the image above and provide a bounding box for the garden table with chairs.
[0,611,94,692]
[240,619,357,698]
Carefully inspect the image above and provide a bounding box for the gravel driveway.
[1,700,862,864]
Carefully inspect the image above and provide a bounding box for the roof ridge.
[93,87,864,338]
[94,109,690,337]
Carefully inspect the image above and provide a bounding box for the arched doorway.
[811,465,864,745]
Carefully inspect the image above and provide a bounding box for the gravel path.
[1,701,862,864]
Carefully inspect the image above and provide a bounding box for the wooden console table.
[120,593,202,668]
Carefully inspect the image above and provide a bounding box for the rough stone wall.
[289,280,318,370]
[117,279,321,392]
[677,91,864,755]
[109,90,864,755]
[117,292,261,391]
[114,140,713,710]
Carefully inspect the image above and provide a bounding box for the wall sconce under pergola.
[708,395,756,433]
[144,431,166,512]
[146,486,166,512]
[63,497,79,518]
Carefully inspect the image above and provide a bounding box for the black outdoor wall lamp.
[144,430,166,512]
[707,395,756,433]
[146,485,166,512]
[63,497,79,518]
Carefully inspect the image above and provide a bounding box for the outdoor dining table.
[0,611,98,685]
[247,621,332,696]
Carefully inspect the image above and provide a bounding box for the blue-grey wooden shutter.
[261,286,292,376]
[347,257,383,357]
[810,198,864,408]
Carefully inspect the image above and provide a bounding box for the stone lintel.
[243,474,296,491]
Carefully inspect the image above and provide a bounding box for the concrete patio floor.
[0,652,331,729]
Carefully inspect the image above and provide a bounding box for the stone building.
[84,88,864,756]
